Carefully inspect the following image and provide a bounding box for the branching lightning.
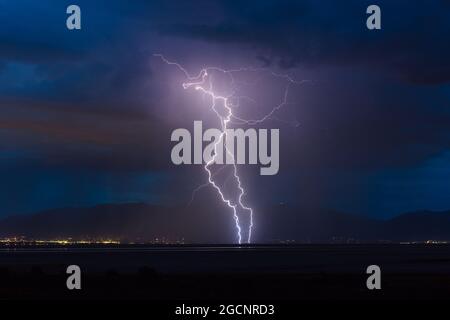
[154,54,307,244]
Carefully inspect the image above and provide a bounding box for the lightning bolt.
[154,54,308,244]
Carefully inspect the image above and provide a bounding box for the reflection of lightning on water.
[154,54,308,244]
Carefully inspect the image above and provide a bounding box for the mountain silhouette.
[0,203,449,243]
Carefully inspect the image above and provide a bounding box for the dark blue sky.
[1,0,450,219]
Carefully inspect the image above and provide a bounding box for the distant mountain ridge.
[0,203,450,243]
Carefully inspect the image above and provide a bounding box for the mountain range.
[1,203,450,243]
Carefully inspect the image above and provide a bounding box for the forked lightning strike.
[154,54,307,244]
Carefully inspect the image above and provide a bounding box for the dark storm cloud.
[0,39,80,63]
[162,0,450,85]
[0,0,170,176]
[1,0,450,218]
[0,0,160,111]
[155,0,450,174]
[279,78,450,171]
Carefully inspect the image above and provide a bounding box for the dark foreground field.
[1,244,450,300]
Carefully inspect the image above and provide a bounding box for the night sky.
[1,0,450,221]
